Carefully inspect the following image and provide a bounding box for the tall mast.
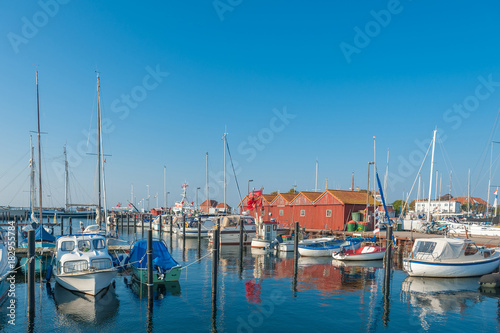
[487,143,493,217]
[36,71,43,227]
[383,149,389,196]
[131,184,134,206]
[97,73,102,226]
[30,136,35,216]
[467,168,471,217]
[373,136,377,225]
[164,165,167,208]
[427,129,437,222]
[223,132,227,213]
[417,173,421,212]
[64,144,69,211]
[206,152,209,213]
[315,159,318,192]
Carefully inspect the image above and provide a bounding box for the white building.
[415,200,461,214]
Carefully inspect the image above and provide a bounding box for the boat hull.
[404,255,500,277]
[278,241,295,252]
[251,239,272,249]
[55,269,117,296]
[132,265,182,283]
[177,228,210,238]
[333,251,385,261]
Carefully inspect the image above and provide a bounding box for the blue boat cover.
[129,240,179,271]
[35,225,56,242]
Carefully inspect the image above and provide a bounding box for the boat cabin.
[55,234,113,275]
[258,220,278,241]
[220,215,256,229]
[411,238,492,261]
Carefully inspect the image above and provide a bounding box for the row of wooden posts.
[23,216,394,328]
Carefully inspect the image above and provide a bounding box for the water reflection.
[126,277,181,300]
[51,282,119,325]
[246,252,384,295]
[401,276,482,327]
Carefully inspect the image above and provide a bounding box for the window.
[415,241,436,254]
[60,241,75,251]
[464,243,478,256]
[300,210,305,217]
[78,240,91,252]
[91,258,112,270]
[279,209,283,216]
[92,239,106,250]
[63,260,88,273]
[326,210,332,217]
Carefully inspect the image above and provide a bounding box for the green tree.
[392,200,404,216]
[270,191,278,196]
[288,188,298,194]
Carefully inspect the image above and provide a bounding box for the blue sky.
[1,1,500,210]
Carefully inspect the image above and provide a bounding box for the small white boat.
[298,237,371,257]
[332,245,386,261]
[208,215,256,245]
[52,234,117,295]
[403,237,500,277]
[176,217,215,238]
[251,220,279,249]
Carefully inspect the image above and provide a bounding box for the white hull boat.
[209,215,256,245]
[53,234,117,295]
[332,245,386,261]
[403,237,500,277]
[56,269,117,295]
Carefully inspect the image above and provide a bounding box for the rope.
[181,250,213,270]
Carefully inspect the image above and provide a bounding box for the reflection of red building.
[240,190,378,231]
[271,257,377,293]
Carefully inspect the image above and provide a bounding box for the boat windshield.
[60,241,75,251]
[78,240,91,252]
[92,239,106,250]
[415,241,436,254]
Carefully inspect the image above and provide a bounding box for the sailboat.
[52,73,117,295]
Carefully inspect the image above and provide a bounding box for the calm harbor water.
[1,218,500,332]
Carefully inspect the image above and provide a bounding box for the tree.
[288,188,298,194]
[392,200,404,217]
[270,191,278,196]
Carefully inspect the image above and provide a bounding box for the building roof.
[299,191,323,203]
[452,196,488,206]
[276,192,299,203]
[326,189,379,205]
[216,203,231,209]
[200,200,218,208]
[262,194,278,203]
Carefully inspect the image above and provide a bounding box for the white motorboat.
[332,245,386,261]
[175,217,215,238]
[298,237,370,257]
[208,215,256,245]
[52,234,117,295]
[251,220,279,249]
[403,237,500,277]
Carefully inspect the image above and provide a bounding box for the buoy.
[46,265,53,281]
[479,272,500,288]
